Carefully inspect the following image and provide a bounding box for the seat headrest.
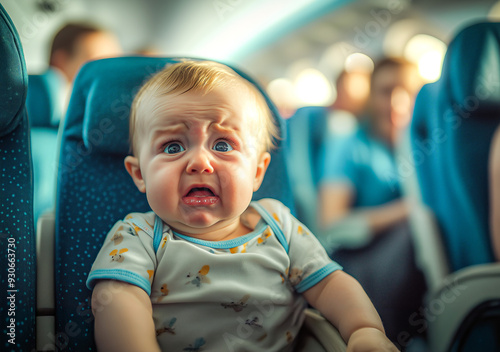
[441,21,500,114]
[65,57,284,156]
[0,4,27,137]
[27,69,66,128]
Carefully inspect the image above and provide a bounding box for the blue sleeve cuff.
[86,269,152,295]
[295,262,343,293]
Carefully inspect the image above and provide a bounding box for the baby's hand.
[347,327,399,352]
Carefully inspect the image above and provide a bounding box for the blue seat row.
[411,22,500,271]
[286,21,500,352]
[409,21,500,352]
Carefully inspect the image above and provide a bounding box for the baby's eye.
[164,142,185,154]
[213,140,233,152]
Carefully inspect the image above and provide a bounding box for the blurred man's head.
[368,57,422,144]
[49,23,122,82]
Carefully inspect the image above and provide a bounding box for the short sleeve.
[256,199,343,293]
[86,214,158,295]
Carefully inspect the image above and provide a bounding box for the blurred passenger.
[327,69,370,136]
[285,70,370,235]
[318,58,421,242]
[316,57,426,345]
[49,22,122,83]
[31,22,123,125]
[334,69,371,115]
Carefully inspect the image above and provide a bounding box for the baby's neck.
[169,207,261,242]
[174,220,252,241]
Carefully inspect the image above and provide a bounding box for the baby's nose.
[186,148,214,174]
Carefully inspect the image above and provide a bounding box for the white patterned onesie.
[87,198,342,352]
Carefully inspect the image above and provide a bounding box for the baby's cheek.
[217,169,233,189]
[146,190,162,214]
[146,180,173,213]
[218,166,246,190]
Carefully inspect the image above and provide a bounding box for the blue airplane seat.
[411,21,500,272]
[27,69,66,129]
[410,82,444,219]
[0,3,36,350]
[410,21,500,352]
[286,106,329,232]
[54,57,299,350]
[405,80,452,293]
[27,69,66,225]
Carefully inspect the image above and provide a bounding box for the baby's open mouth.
[186,187,215,197]
[182,187,219,206]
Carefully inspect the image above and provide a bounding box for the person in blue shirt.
[318,58,422,240]
[317,57,426,346]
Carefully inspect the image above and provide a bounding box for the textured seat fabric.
[55,57,295,350]
[27,70,65,225]
[410,21,500,272]
[0,3,36,351]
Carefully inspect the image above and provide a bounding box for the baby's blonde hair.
[129,60,279,156]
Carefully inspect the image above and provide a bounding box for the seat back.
[27,70,66,224]
[0,3,36,350]
[54,57,294,350]
[286,106,329,233]
[404,82,451,290]
[410,21,500,272]
[27,69,66,129]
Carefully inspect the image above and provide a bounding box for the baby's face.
[128,83,269,238]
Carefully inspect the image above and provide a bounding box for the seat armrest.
[36,210,55,351]
[426,263,500,352]
[296,309,347,352]
[37,210,55,312]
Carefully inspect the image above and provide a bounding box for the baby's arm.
[303,270,398,351]
[92,280,161,352]
[490,124,500,261]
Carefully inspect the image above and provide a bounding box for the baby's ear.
[124,156,146,193]
[253,152,271,192]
